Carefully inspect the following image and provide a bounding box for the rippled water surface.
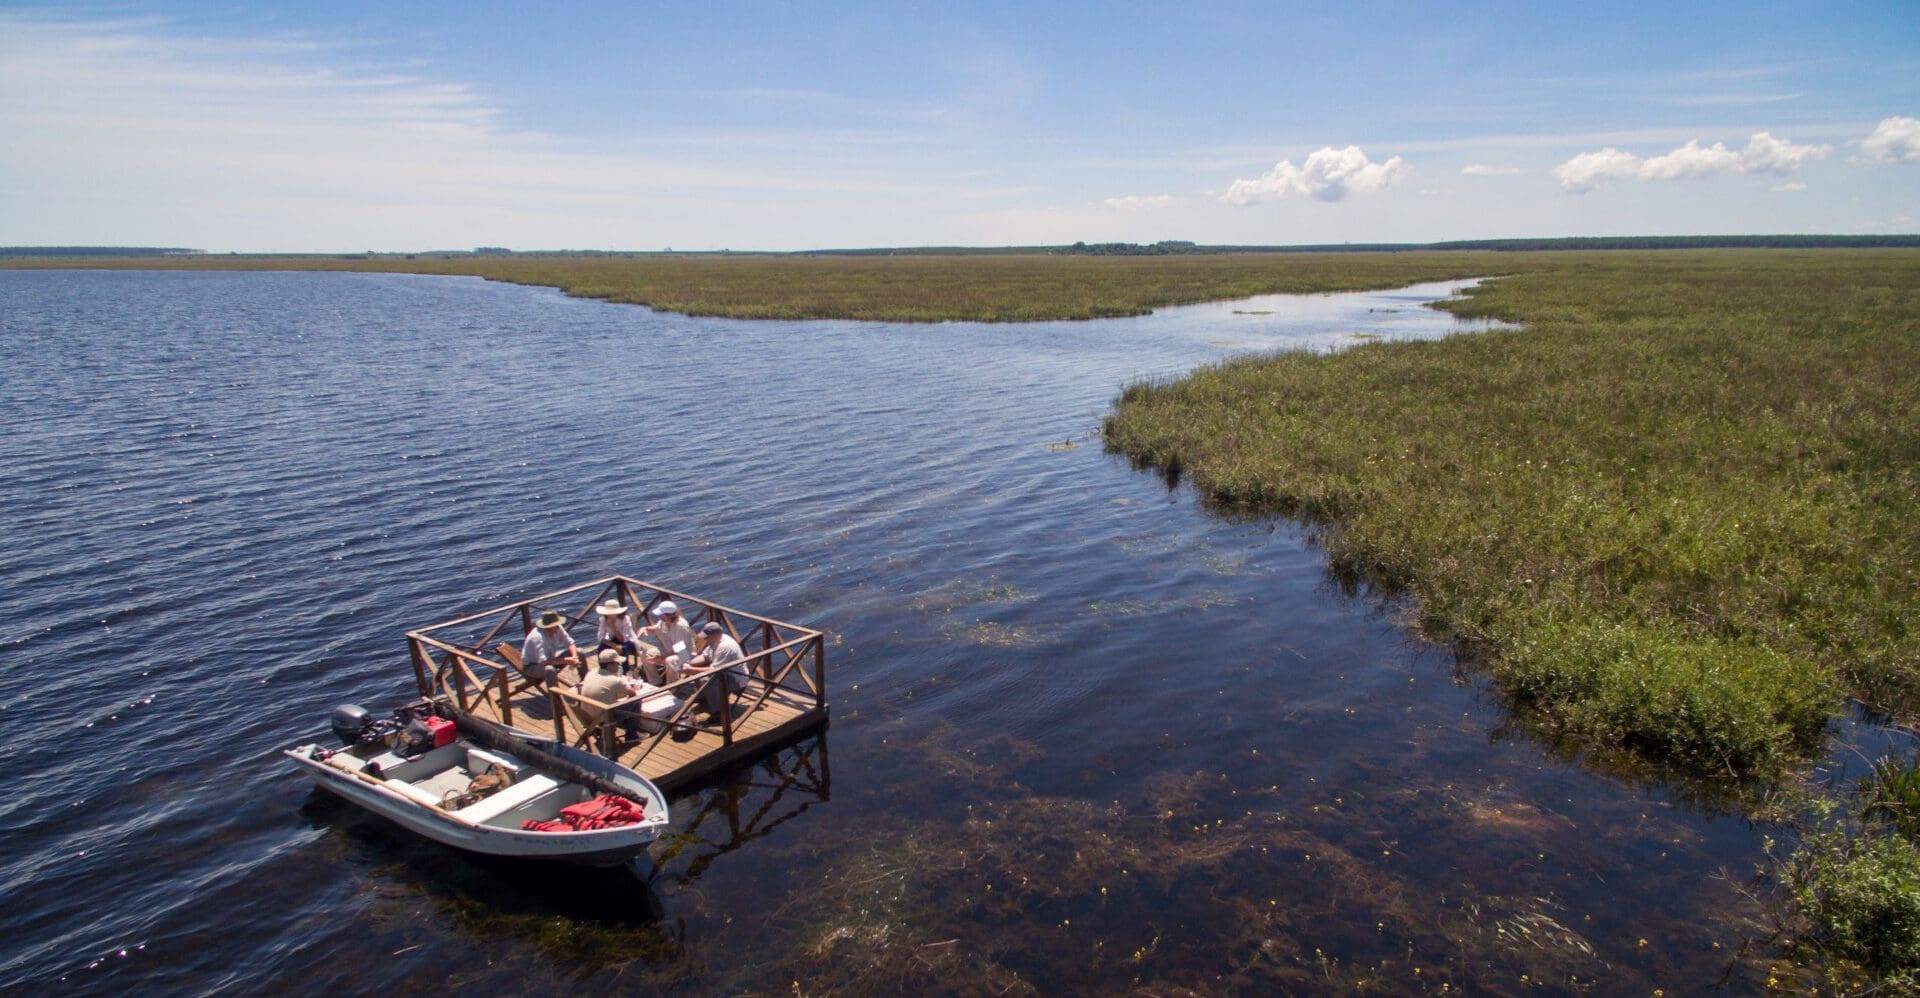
[0,270,1811,992]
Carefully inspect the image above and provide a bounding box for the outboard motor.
[330,704,373,745]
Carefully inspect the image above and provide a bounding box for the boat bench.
[453,773,562,824]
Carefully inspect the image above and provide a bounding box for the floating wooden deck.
[401,575,827,794]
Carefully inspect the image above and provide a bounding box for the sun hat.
[653,600,680,618]
[701,621,724,635]
[595,600,628,616]
[538,610,565,628]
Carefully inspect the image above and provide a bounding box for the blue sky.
[2,2,1916,250]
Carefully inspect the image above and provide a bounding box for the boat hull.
[287,731,666,866]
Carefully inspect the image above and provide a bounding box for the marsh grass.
[1764,795,1920,990]
[1863,758,1920,840]
[1,251,1539,322]
[1105,250,1920,780]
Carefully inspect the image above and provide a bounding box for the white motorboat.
[287,703,669,865]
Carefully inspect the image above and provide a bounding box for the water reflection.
[655,732,832,886]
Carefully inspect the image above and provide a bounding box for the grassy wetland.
[1,250,1536,322]
[1102,248,1920,984]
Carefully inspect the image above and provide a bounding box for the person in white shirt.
[640,600,695,685]
[593,599,643,670]
[520,610,581,679]
[683,621,748,715]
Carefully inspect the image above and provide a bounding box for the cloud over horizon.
[1220,146,1406,205]
[1855,116,1920,165]
[1553,131,1830,192]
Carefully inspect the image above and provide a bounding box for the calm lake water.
[0,270,1872,992]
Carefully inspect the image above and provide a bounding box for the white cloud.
[1770,181,1807,192]
[1220,146,1406,205]
[1551,148,1643,192]
[1738,131,1830,172]
[1460,164,1523,176]
[1102,194,1178,210]
[1553,131,1829,192]
[1855,116,1920,164]
[1637,140,1746,181]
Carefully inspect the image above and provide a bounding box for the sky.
[1,1,1917,251]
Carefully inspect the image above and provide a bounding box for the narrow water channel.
[0,269,1844,992]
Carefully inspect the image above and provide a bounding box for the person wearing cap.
[682,621,748,716]
[639,601,695,685]
[577,649,647,739]
[593,599,643,668]
[520,609,581,679]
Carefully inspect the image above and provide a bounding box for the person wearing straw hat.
[639,600,695,686]
[593,599,643,670]
[520,609,582,680]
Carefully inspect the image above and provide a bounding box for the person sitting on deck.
[521,610,582,681]
[593,599,643,668]
[681,621,749,716]
[578,649,647,738]
[641,601,696,682]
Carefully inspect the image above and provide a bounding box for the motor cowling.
[330,703,373,745]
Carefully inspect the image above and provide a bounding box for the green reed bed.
[1105,250,1920,982]
[1106,250,1920,777]
[2,251,1539,323]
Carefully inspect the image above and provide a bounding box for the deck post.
[548,686,567,747]
[720,678,734,746]
[761,622,774,680]
[406,637,431,698]
[813,636,825,709]
[450,653,471,713]
[494,666,512,726]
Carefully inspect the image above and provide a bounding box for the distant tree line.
[0,246,203,257]
[1063,240,1200,255]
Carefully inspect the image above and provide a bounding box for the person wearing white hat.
[639,600,694,686]
[593,599,643,670]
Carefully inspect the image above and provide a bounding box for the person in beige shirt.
[578,650,646,738]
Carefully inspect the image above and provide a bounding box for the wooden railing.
[402,575,827,768]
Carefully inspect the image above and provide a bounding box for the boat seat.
[455,773,562,824]
[384,779,448,808]
[467,747,523,774]
[324,752,369,774]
